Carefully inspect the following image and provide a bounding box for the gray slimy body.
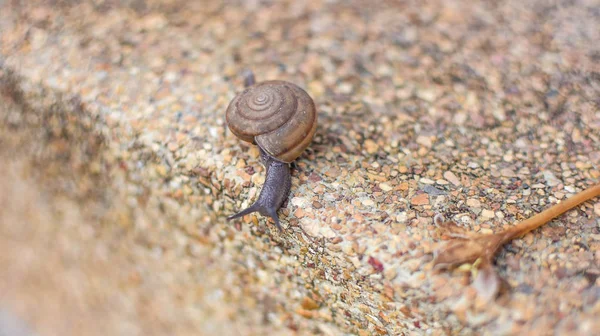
[227,148,291,230]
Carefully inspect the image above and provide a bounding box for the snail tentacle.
[242,69,256,87]
[227,204,261,222]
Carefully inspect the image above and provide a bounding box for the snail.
[226,70,317,230]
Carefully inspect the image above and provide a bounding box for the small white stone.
[320,226,337,239]
[420,178,435,184]
[417,89,438,102]
[481,209,495,219]
[467,198,481,208]
[416,135,433,148]
[291,197,309,207]
[443,171,461,186]
[362,198,375,206]
[543,171,561,186]
[379,183,393,191]
[501,168,515,177]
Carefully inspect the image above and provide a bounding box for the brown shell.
[226,80,317,163]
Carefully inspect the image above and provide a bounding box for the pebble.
[411,194,429,206]
[501,168,516,178]
[156,165,168,177]
[423,185,446,196]
[362,199,375,207]
[416,135,433,148]
[364,139,379,154]
[379,183,393,192]
[396,212,407,223]
[543,171,561,187]
[291,197,309,208]
[481,210,495,219]
[443,171,461,186]
[420,178,435,184]
[417,89,438,102]
[301,297,320,310]
[467,198,481,208]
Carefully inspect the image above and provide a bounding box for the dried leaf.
[433,239,484,269]
[433,218,472,239]
[433,234,504,270]
[431,184,600,302]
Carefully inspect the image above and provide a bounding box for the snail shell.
[225,80,317,163]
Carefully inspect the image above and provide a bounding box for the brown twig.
[503,183,600,240]
[433,183,600,302]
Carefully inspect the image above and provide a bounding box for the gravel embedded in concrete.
[1,0,599,335]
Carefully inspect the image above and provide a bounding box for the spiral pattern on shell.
[226,80,317,163]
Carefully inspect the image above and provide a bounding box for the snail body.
[226,71,317,230]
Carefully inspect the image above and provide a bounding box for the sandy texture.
[1,0,599,335]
